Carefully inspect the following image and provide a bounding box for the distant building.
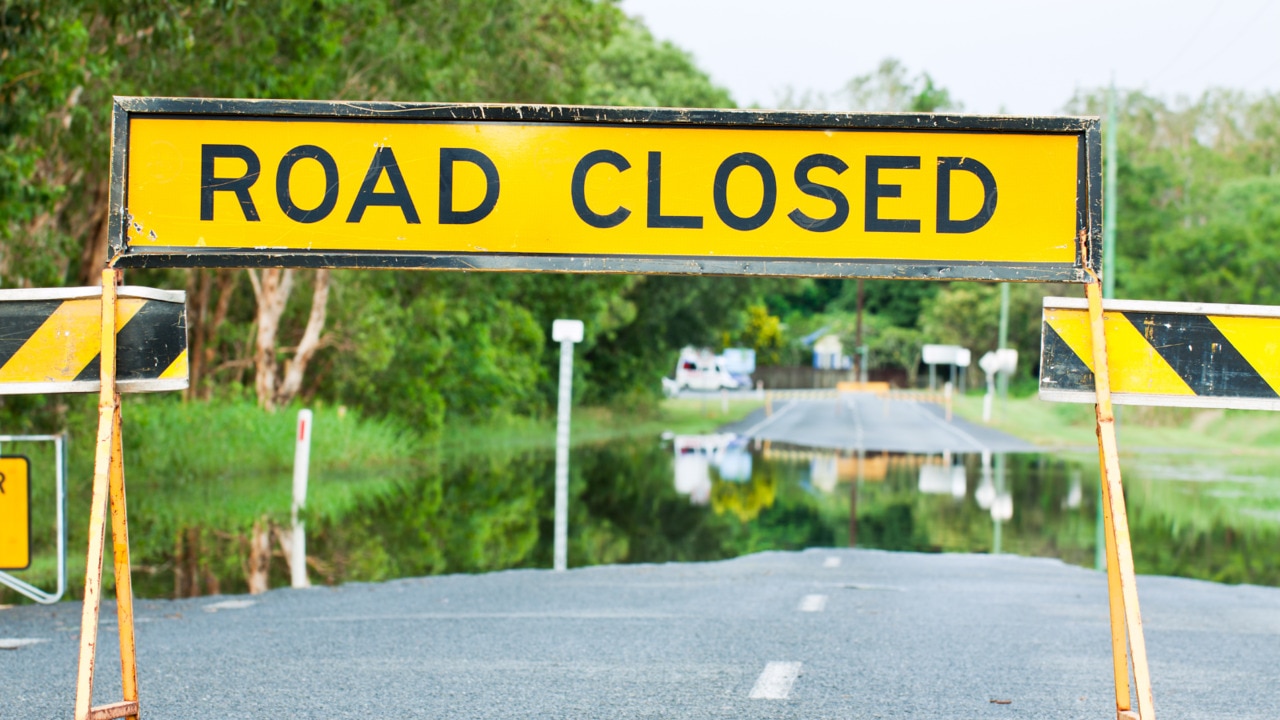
[812,335,850,370]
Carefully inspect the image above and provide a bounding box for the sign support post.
[1085,279,1153,720]
[73,270,141,720]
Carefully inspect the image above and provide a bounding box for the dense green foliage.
[0,1,778,429]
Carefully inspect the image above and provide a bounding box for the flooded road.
[296,432,1280,593]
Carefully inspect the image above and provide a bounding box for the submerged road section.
[722,396,1036,453]
[4,550,1279,719]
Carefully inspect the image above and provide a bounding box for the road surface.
[4,550,1278,719]
[722,395,1036,453]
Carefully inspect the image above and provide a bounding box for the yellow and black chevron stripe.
[1040,297,1280,411]
[0,286,187,395]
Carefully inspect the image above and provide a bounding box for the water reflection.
[291,433,1280,596]
[673,434,752,506]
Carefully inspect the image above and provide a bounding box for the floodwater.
[20,430,1271,602]
[301,433,1280,590]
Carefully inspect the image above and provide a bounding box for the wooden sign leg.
[1085,280,1155,720]
[73,270,140,720]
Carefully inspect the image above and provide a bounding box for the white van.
[663,347,741,395]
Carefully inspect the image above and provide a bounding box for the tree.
[1066,88,1280,301]
[1139,177,1280,306]
[841,57,960,113]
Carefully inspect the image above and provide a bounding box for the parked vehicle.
[663,347,742,395]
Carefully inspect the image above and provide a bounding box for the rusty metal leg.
[75,270,141,720]
[1086,280,1155,720]
[75,272,120,720]
[109,402,139,718]
[73,392,116,719]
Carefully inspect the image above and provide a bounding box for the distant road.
[5,550,1278,718]
[720,395,1035,454]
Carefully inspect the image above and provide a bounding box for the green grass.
[952,392,1280,456]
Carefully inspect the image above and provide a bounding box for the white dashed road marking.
[0,638,47,650]
[797,594,828,612]
[203,599,256,613]
[823,556,841,568]
[749,661,803,699]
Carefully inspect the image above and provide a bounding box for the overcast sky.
[620,0,1280,115]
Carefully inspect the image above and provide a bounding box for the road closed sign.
[110,98,1099,282]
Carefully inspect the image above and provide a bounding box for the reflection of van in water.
[662,347,743,395]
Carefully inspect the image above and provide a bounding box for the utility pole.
[1097,81,1119,572]
[854,279,864,380]
[997,283,1010,404]
[1104,82,1118,302]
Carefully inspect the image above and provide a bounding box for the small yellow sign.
[0,456,30,570]
[112,100,1097,281]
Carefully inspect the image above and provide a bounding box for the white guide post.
[291,409,312,588]
[551,319,584,572]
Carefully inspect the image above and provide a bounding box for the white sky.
[620,0,1280,115]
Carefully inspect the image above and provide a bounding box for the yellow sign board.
[0,456,30,570]
[110,99,1100,282]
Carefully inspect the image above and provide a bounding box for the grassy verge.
[952,392,1280,456]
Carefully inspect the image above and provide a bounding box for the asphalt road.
[4,550,1279,719]
[721,396,1036,453]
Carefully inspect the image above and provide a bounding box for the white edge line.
[119,286,187,303]
[1038,388,1280,412]
[0,638,49,649]
[749,661,802,700]
[303,611,679,622]
[798,594,827,612]
[0,379,188,396]
[0,286,185,303]
[1043,295,1280,319]
[919,403,989,451]
[740,400,801,437]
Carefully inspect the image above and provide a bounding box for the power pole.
[1097,80,1119,572]
[997,283,1009,404]
[1104,82,1118,301]
[854,279,864,380]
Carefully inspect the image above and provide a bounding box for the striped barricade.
[1041,297,1280,411]
[0,286,187,395]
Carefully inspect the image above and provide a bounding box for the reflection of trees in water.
[310,450,544,583]
[304,438,848,585]
[153,442,1280,595]
[710,462,778,522]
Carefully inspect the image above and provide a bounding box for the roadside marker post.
[95,96,1162,718]
[291,409,313,589]
[551,319,584,572]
